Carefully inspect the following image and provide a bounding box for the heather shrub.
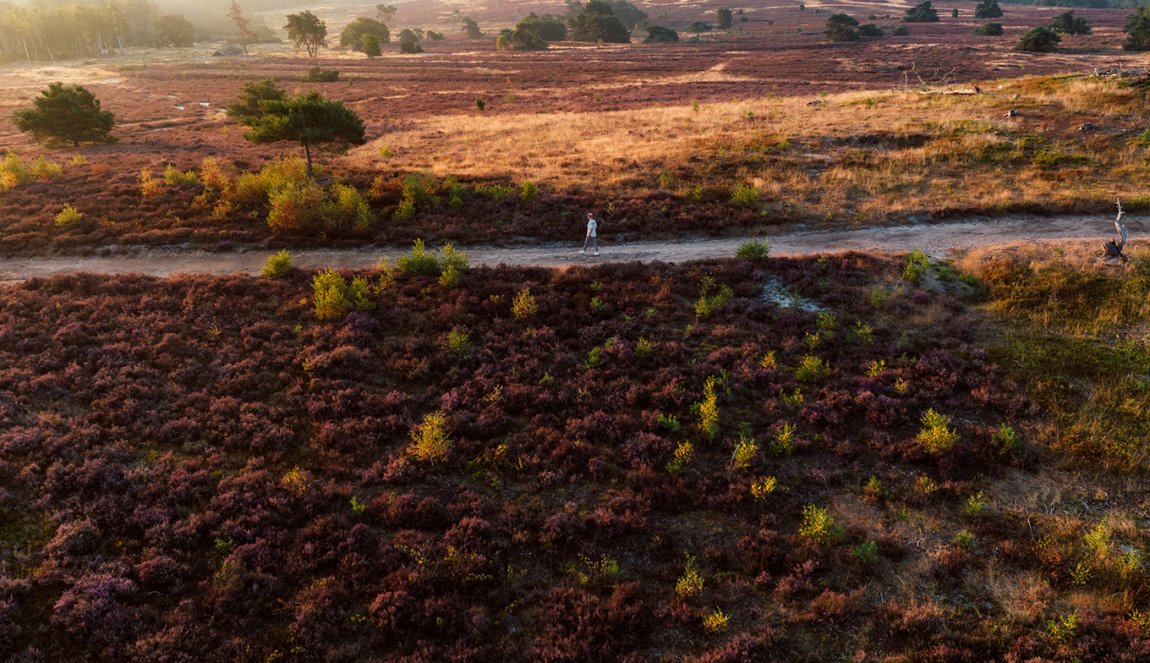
[54,204,84,228]
[261,250,292,278]
[410,411,452,462]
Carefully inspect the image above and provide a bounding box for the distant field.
[0,0,1147,252]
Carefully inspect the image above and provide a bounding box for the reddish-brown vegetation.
[1,254,1147,660]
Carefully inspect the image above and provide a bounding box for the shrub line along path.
[0,214,1140,283]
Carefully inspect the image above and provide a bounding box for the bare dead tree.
[1103,197,1128,259]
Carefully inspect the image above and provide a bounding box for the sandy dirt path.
[0,215,1139,283]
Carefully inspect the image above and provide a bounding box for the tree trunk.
[303,142,314,178]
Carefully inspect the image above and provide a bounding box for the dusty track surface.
[0,214,1139,282]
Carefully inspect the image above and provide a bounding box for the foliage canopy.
[12,82,115,146]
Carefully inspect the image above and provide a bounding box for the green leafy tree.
[398,28,423,53]
[154,13,194,47]
[226,79,286,124]
[687,21,712,35]
[824,13,859,41]
[285,11,327,57]
[517,13,568,41]
[228,1,258,54]
[340,16,389,51]
[230,82,366,177]
[1050,11,1090,35]
[1125,7,1150,51]
[973,22,1003,35]
[602,0,647,30]
[645,25,679,42]
[567,0,631,43]
[460,16,483,38]
[858,23,883,37]
[12,82,115,146]
[904,1,939,23]
[974,0,1002,19]
[717,7,733,29]
[361,33,382,58]
[1016,25,1060,52]
[375,3,397,24]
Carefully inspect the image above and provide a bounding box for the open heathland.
[0,1,1149,253]
[0,245,1148,660]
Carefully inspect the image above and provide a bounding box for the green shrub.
[735,238,770,260]
[799,504,840,544]
[694,283,734,319]
[992,423,1021,454]
[853,540,879,564]
[693,375,722,439]
[29,155,62,180]
[396,238,440,276]
[163,163,199,186]
[675,555,703,598]
[974,22,1003,36]
[409,411,452,462]
[903,250,930,282]
[730,182,760,206]
[232,157,314,207]
[261,250,292,278]
[312,269,353,321]
[0,152,33,190]
[511,288,538,319]
[731,433,757,470]
[446,328,471,355]
[267,180,327,232]
[326,183,374,228]
[306,67,339,82]
[519,180,538,201]
[54,204,84,228]
[917,408,959,454]
[771,421,797,456]
[795,355,831,382]
[665,440,693,474]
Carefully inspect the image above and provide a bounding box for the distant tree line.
[0,0,276,62]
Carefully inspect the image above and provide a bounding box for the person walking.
[580,212,599,256]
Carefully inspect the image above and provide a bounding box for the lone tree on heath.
[1016,25,1060,52]
[717,8,733,29]
[228,1,258,54]
[974,0,1002,19]
[1125,7,1150,50]
[13,82,115,146]
[904,1,939,22]
[340,17,389,52]
[228,80,365,177]
[567,0,631,43]
[1050,11,1090,35]
[825,13,859,41]
[285,11,327,56]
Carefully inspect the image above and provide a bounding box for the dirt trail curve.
[0,215,1140,283]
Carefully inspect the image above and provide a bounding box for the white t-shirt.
[586,218,597,237]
